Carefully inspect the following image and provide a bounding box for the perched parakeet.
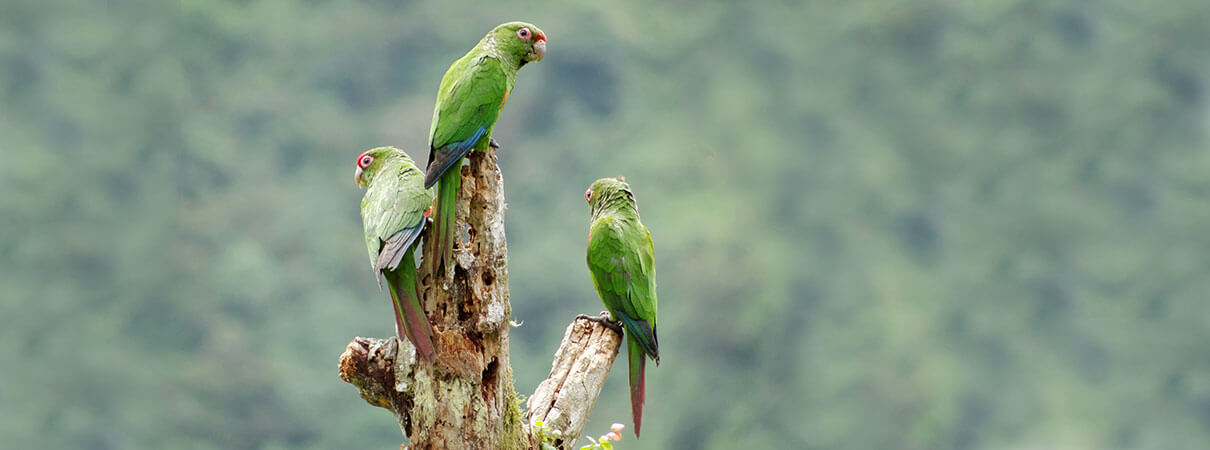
[355,146,438,362]
[424,21,547,268]
[583,177,660,438]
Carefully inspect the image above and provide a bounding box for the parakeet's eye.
[517,28,531,41]
[358,154,374,168]
[584,188,593,202]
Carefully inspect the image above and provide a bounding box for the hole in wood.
[458,295,474,322]
[480,358,499,402]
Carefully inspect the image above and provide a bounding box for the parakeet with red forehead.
[581,177,659,438]
[424,21,546,269]
[355,146,437,362]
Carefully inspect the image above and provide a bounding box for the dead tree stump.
[338,147,622,449]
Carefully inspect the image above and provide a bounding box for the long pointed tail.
[430,168,460,271]
[627,336,647,438]
[385,248,437,362]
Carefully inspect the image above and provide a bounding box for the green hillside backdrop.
[3,1,1209,448]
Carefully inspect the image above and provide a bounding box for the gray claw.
[576,311,623,335]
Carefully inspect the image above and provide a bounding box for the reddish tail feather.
[628,336,647,438]
[386,254,437,362]
[397,285,436,362]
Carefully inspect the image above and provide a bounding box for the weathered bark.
[524,318,623,449]
[337,147,621,449]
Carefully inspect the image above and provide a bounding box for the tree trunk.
[338,147,622,449]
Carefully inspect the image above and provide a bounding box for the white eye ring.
[517,28,531,40]
[359,155,373,167]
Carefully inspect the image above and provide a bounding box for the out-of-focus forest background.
[3,0,1210,448]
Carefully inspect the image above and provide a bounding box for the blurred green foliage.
[3,0,1210,448]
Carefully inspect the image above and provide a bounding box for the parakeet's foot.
[576,311,623,335]
[489,137,501,149]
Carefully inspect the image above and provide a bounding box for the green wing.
[425,55,508,186]
[361,160,433,269]
[587,215,659,357]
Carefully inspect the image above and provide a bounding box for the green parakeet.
[583,177,660,438]
[355,146,438,362]
[424,21,547,268]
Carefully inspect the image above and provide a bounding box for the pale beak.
[355,166,364,188]
[530,39,546,62]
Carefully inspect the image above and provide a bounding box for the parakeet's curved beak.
[355,166,365,188]
[529,39,546,62]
